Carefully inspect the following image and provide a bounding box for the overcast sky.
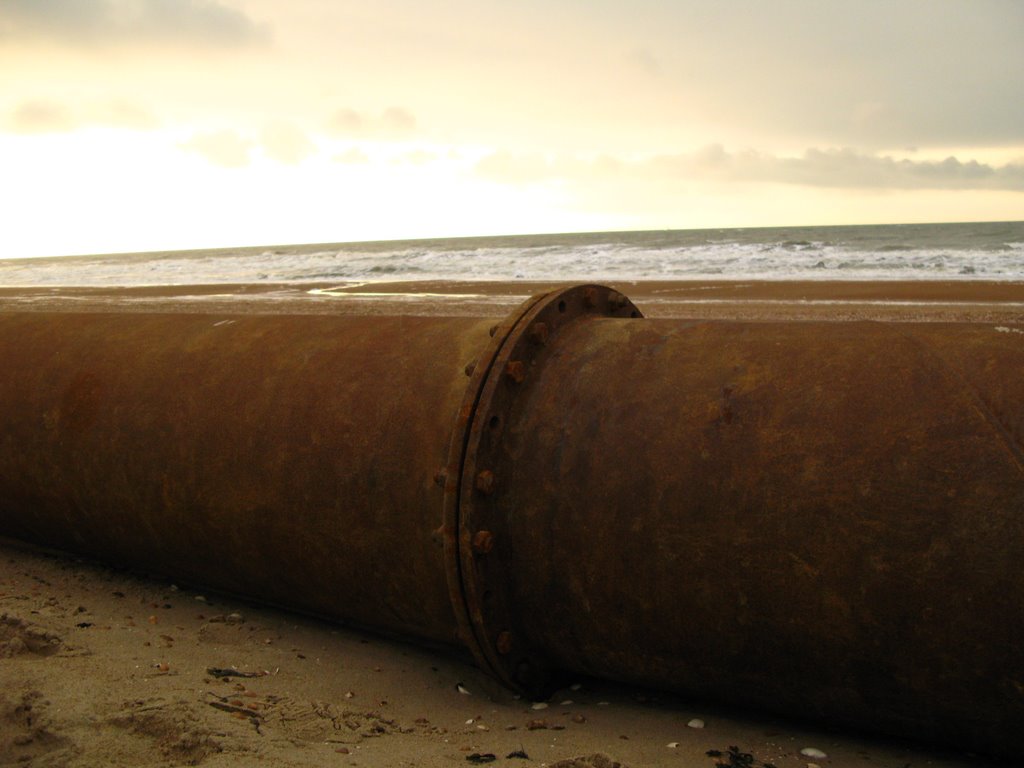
[1,0,1022,257]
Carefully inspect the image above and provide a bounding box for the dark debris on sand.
[706,746,777,768]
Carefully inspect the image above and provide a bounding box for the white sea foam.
[2,223,1022,287]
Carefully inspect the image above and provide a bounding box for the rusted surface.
[1,286,1023,758]
[485,308,1024,756]
[0,311,492,645]
[443,285,642,692]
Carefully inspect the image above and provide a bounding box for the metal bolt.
[528,322,548,345]
[475,469,496,495]
[472,530,495,554]
[496,630,514,655]
[464,361,476,377]
[505,360,526,384]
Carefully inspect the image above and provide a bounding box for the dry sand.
[1,280,1020,767]
[0,539,1000,768]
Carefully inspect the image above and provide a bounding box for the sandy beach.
[0,538,1005,768]
[2,280,1021,767]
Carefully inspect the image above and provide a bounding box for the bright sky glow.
[1,0,1022,258]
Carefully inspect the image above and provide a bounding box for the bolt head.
[475,469,496,495]
[472,530,495,554]
[505,360,526,384]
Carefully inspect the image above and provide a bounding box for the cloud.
[180,129,252,168]
[260,122,314,165]
[655,146,1024,191]
[474,145,1024,192]
[329,108,364,135]
[327,106,417,139]
[88,99,159,130]
[0,0,269,49]
[576,1,1024,148]
[7,101,76,134]
[380,107,416,135]
[4,98,159,133]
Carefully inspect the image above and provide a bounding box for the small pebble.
[570,683,582,691]
[687,718,705,729]
[194,595,207,602]
[571,714,586,724]
[335,747,350,754]
[667,742,679,748]
[531,702,548,710]
[800,748,828,759]
[597,701,610,706]
[560,700,573,706]
[456,683,471,695]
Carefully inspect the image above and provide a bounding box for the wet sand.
[1,280,1020,767]
[1,279,1023,323]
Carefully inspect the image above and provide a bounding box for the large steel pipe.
[0,312,492,645]
[1,284,1022,758]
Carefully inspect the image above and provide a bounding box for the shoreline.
[0,279,1022,323]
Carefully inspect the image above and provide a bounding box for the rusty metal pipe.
[0,312,491,645]
[1,284,1022,758]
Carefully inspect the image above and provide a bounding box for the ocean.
[1,221,1023,287]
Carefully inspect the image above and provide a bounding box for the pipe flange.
[442,284,642,694]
